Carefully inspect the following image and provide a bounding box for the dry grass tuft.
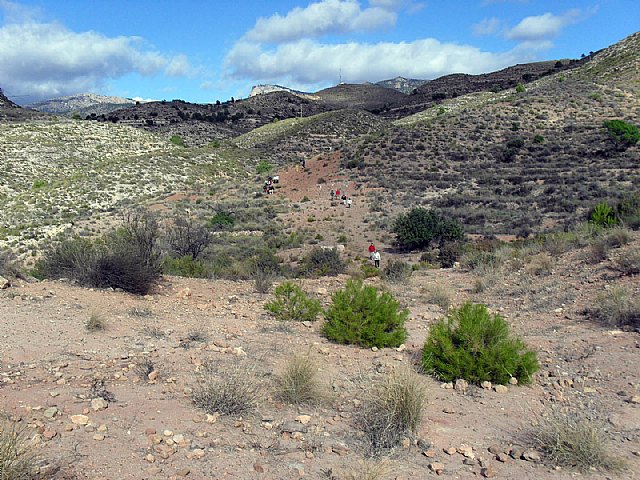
[529,406,625,472]
[422,284,451,311]
[275,354,324,405]
[339,458,394,480]
[85,312,106,332]
[613,249,640,275]
[192,361,262,416]
[588,286,640,329]
[360,367,427,455]
[0,418,39,480]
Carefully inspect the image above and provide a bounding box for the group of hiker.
[330,189,352,208]
[368,242,381,268]
[262,175,279,195]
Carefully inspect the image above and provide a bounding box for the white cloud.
[165,54,193,76]
[226,38,526,87]
[473,17,501,36]
[0,19,190,101]
[245,0,396,44]
[506,9,582,41]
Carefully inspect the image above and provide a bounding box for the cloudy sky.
[0,0,637,104]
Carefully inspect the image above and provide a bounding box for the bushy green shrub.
[392,208,464,250]
[163,255,208,278]
[589,202,618,227]
[208,210,235,230]
[422,303,539,385]
[170,134,185,147]
[382,260,412,283]
[256,160,272,174]
[360,263,380,278]
[265,281,322,322]
[323,279,408,348]
[297,247,345,277]
[603,119,640,149]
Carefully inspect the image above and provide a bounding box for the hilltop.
[27,93,137,117]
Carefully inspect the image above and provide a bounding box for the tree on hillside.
[392,208,464,250]
[604,119,640,150]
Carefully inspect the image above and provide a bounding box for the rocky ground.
[1,226,638,480]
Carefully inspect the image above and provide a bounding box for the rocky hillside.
[315,83,408,112]
[376,76,427,94]
[0,87,50,121]
[90,92,334,147]
[333,35,639,235]
[380,57,591,119]
[27,93,136,117]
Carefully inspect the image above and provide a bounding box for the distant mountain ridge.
[375,76,427,94]
[28,93,136,117]
[249,84,318,100]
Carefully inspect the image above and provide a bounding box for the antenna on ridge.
[339,68,342,85]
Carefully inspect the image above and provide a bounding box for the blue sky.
[0,0,638,104]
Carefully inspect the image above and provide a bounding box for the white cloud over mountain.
[0,15,191,101]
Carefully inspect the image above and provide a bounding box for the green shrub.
[529,406,625,472]
[589,202,618,227]
[297,247,345,277]
[170,134,185,147]
[603,119,640,149]
[38,213,163,295]
[265,281,322,322]
[533,134,545,144]
[163,255,208,278]
[381,260,412,283]
[392,208,464,250]
[515,83,526,93]
[422,303,539,385]
[323,279,408,348]
[256,160,272,174]
[360,263,380,278]
[360,367,427,454]
[208,210,235,230]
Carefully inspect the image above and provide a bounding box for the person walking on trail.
[372,250,381,268]
[346,197,352,208]
[368,242,376,259]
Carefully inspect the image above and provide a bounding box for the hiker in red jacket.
[368,242,376,260]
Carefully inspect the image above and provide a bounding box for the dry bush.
[588,287,640,329]
[275,354,324,405]
[613,249,640,275]
[0,418,39,480]
[525,252,554,276]
[604,226,631,248]
[134,358,156,382]
[422,284,451,310]
[584,239,610,264]
[338,458,393,480]
[192,361,262,416]
[85,312,106,332]
[360,367,427,455]
[0,250,21,279]
[529,405,625,472]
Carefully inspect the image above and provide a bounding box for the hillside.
[27,93,137,117]
[376,76,428,94]
[89,92,334,146]
[380,57,590,119]
[315,83,408,112]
